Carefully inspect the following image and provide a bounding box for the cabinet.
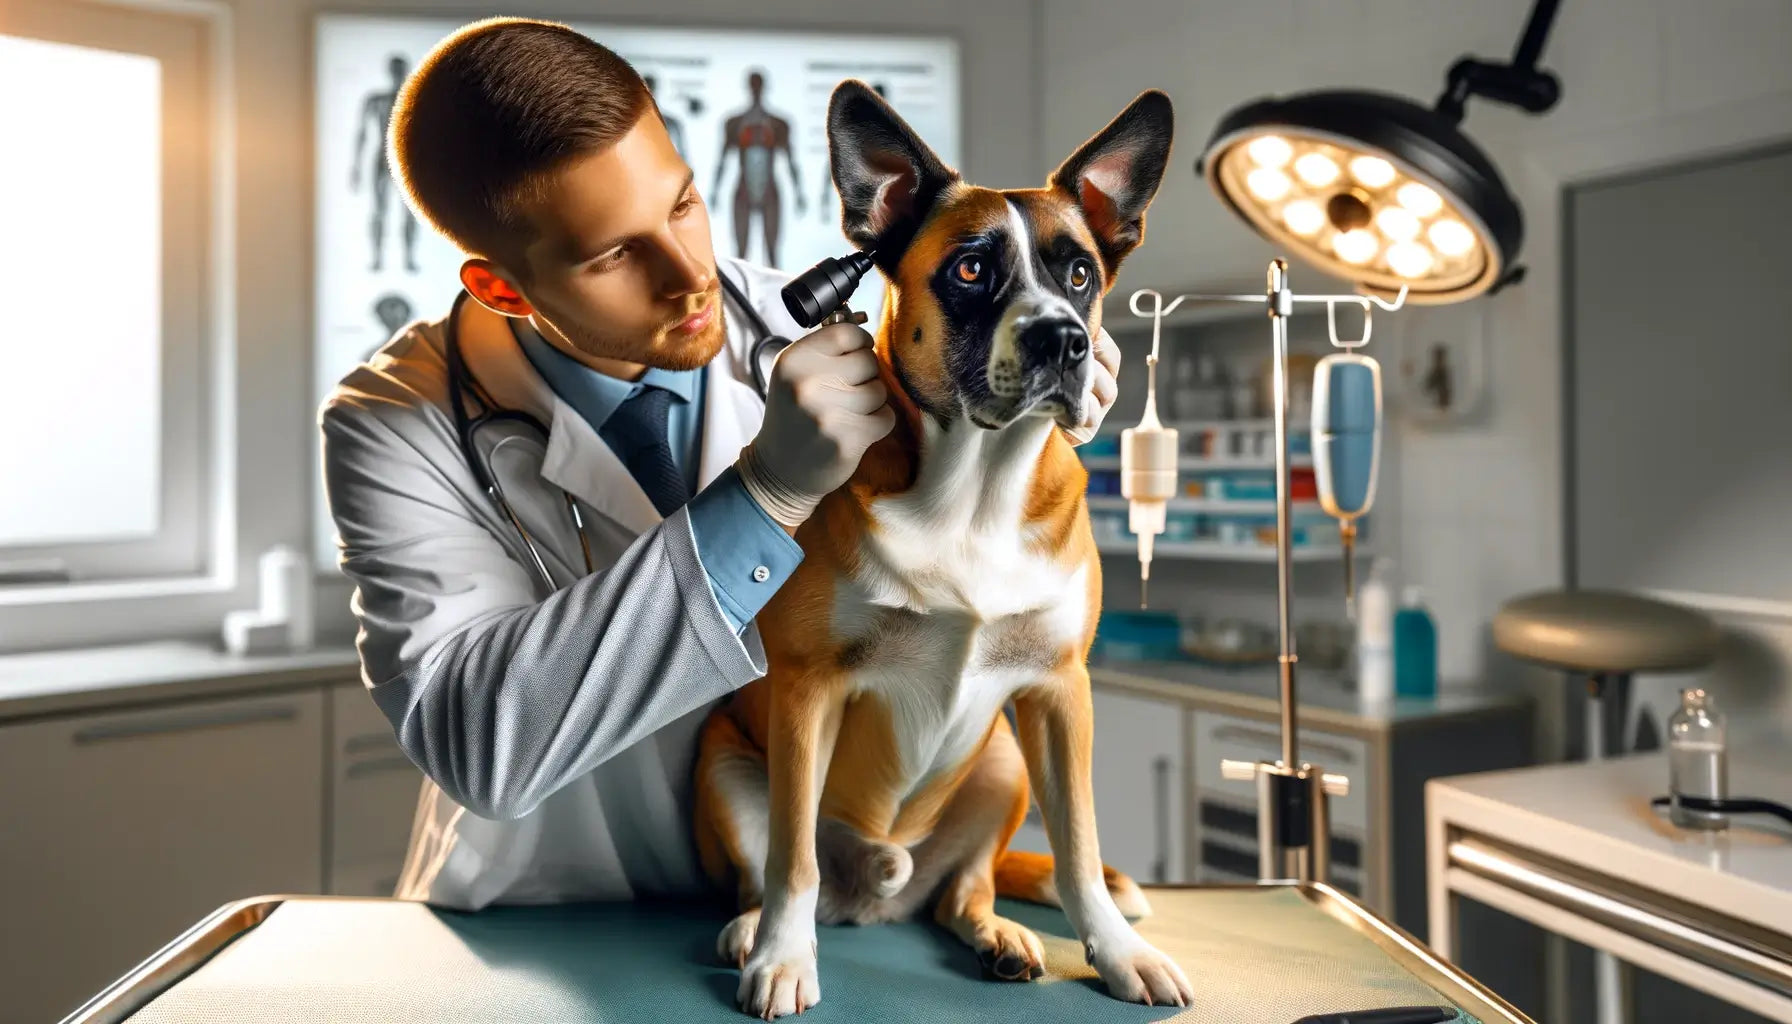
[1085,661,1533,939]
[1089,690,1185,884]
[0,690,325,1024]
[327,682,424,897]
[1007,689,1186,885]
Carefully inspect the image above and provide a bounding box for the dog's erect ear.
[1049,90,1174,278]
[828,80,959,260]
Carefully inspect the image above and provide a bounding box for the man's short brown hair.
[389,17,654,268]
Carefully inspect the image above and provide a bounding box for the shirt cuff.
[687,465,805,633]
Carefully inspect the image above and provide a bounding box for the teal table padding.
[123,890,1483,1023]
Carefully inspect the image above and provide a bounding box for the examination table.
[63,885,1532,1023]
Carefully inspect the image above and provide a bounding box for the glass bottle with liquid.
[1668,688,1728,830]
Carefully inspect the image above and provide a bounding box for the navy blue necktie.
[600,385,689,516]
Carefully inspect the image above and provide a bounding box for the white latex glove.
[736,322,896,528]
[1062,326,1121,445]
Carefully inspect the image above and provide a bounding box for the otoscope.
[781,250,876,328]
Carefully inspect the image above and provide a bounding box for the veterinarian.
[320,16,1121,911]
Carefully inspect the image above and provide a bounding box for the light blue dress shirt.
[511,322,802,633]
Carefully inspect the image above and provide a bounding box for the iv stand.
[1129,259,1405,884]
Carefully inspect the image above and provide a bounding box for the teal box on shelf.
[1222,472,1278,501]
[1092,609,1183,661]
[1080,435,1121,458]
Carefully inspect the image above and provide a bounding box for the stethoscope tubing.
[440,267,781,592]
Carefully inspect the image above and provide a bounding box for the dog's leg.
[737,677,844,1020]
[1013,671,1196,1007]
[695,711,771,967]
[927,714,1048,981]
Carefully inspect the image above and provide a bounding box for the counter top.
[0,640,1524,732]
[0,640,362,723]
[1089,655,1528,735]
[1430,748,1792,938]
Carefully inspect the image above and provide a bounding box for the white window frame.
[0,0,238,651]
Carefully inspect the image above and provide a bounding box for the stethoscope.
[443,268,790,592]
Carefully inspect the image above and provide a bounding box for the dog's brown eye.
[955,256,982,283]
[1069,261,1090,290]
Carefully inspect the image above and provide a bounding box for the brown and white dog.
[693,80,1188,1019]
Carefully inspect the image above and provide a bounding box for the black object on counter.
[1650,794,1792,828]
[1290,1007,1457,1024]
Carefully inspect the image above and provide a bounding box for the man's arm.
[321,399,787,822]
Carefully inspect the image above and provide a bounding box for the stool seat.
[1494,589,1719,674]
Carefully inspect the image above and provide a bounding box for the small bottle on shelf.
[1668,688,1729,831]
[1170,355,1197,422]
[1174,353,1230,421]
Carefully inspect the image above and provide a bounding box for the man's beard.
[553,280,727,372]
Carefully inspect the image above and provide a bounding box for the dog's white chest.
[830,421,1087,789]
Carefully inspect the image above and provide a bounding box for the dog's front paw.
[736,935,820,1019]
[974,916,1046,982]
[716,909,761,968]
[1088,935,1194,1008]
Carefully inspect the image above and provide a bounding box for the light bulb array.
[1219,132,1488,295]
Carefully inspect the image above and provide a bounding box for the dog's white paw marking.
[737,931,821,1019]
[1090,935,1195,1008]
[717,909,761,968]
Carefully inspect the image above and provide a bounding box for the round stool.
[1494,588,1720,758]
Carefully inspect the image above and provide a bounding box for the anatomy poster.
[313,14,959,567]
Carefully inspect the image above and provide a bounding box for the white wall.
[274,0,1043,643]
[1046,0,1792,736]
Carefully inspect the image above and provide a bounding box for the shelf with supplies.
[1085,494,1316,514]
[1093,539,1350,562]
[1079,453,1314,472]
[1076,418,1314,470]
[1077,420,1365,562]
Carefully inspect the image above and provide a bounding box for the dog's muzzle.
[1019,317,1091,373]
[980,314,1092,429]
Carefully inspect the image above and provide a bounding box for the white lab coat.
[319,257,805,910]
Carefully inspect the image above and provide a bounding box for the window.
[0,1,218,587]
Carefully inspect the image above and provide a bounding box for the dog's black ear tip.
[1133,89,1175,123]
[829,78,881,105]
[827,80,887,128]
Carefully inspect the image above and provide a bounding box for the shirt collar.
[510,318,698,432]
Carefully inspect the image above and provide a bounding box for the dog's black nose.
[1020,318,1090,368]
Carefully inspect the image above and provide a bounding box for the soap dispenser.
[1393,585,1437,699]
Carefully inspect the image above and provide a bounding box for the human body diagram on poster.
[712,70,805,267]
